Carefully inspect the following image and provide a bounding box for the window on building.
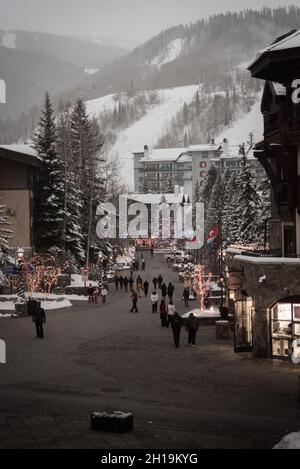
[271,300,300,358]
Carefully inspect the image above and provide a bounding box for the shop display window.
[271,301,300,358]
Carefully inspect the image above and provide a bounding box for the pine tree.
[33,92,64,254]
[207,170,224,229]
[56,112,85,263]
[222,171,240,244]
[235,145,261,244]
[142,175,151,193]
[193,180,200,203]
[163,175,175,194]
[0,197,13,250]
[200,165,218,211]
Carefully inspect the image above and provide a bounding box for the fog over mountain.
[0,0,296,42]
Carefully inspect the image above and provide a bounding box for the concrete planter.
[216,320,230,339]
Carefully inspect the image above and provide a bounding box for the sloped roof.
[258,29,300,54]
[0,144,41,166]
[188,144,221,152]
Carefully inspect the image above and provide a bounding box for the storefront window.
[271,300,300,358]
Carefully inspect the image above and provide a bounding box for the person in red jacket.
[159,299,168,327]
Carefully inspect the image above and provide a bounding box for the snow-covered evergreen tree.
[163,175,175,194]
[33,92,64,254]
[222,172,240,244]
[0,197,13,250]
[56,112,85,263]
[234,145,261,244]
[193,180,200,203]
[207,170,224,229]
[142,175,151,194]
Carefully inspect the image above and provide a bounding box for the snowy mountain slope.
[148,38,185,69]
[218,93,263,145]
[85,85,199,188]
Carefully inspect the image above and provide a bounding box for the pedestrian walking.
[183,287,190,308]
[124,276,129,292]
[158,274,163,289]
[87,283,94,303]
[167,300,175,326]
[101,286,108,303]
[186,313,199,346]
[129,276,134,291]
[136,275,143,297]
[32,303,46,339]
[167,282,175,301]
[141,259,146,271]
[114,275,119,291]
[130,289,138,313]
[160,299,168,327]
[153,276,158,290]
[151,291,159,313]
[136,259,140,271]
[143,280,149,297]
[161,282,167,300]
[93,286,99,304]
[150,247,154,258]
[171,312,182,348]
[119,275,124,291]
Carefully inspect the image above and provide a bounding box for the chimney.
[222,138,229,157]
[144,145,149,159]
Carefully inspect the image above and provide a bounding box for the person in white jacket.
[150,291,159,313]
[167,301,176,326]
[100,287,108,303]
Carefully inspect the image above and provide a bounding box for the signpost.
[226,274,242,292]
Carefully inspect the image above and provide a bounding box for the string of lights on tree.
[193,265,212,312]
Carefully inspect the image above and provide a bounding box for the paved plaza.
[0,252,300,449]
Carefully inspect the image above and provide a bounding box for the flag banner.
[207,224,219,244]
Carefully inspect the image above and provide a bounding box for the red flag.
[207,224,219,244]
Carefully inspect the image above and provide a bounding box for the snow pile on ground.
[218,93,263,145]
[148,38,185,69]
[0,298,72,312]
[0,292,88,301]
[274,432,300,449]
[108,84,199,187]
[181,308,220,319]
[69,275,98,288]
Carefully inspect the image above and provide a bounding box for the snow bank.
[274,432,300,449]
[0,298,73,312]
[108,85,199,187]
[181,308,220,319]
[69,274,98,288]
[149,38,185,69]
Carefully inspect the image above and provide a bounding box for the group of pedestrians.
[87,283,108,304]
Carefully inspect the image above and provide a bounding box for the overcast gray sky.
[0,0,299,43]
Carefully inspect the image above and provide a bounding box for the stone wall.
[227,255,300,358]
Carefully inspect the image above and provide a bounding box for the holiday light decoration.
[26,254,61,298]
[193,265,213,312]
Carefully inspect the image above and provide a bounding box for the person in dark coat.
[123,276,129,292]
[119,275,124,290]
[114,275,119,290]
[183,287,190,307]
[186,313,199,346]
[150,247,154,258]
[136,275,143,297]
[32,304,46,339]
[158,274,163,289]
[153,276,158,290]
[130,290,138,313]
[143,280,149,297]
[161,282,167,300]
[136,259,139,271]
[160,299,168,327]
[87,283,94,303]
[167,282,175,301]
[171,312,182,348]
[129,276,134,291]
[141,259,146,271]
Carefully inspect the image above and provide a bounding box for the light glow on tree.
[193,264,212,311]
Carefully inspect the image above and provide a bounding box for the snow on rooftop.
[140,148,186,162]
[234,255,300,265]
[260,29,300,54]
[129,193,189,204]
[148,38,185,69]
[0,144,38,158]
[188,144,220,152]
